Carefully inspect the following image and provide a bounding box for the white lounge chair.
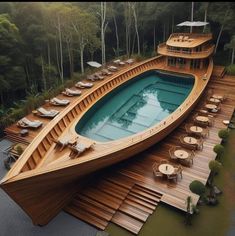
[69,141,94,159]
[94,72,105,80]
[87,75,96,81]
[101,69,113,76]
[75,81,93,88]
[50,97,70,106]
[126,59,134,65]
[52,135,78,151]
[17,117,43,129]
[37,107,59,118]
[108,66,118,72]
[62,88,82,96]
[113,59,121,64]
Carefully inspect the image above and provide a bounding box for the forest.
[0,2,235,134]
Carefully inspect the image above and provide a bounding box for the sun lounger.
[75,81,93,88]
[50,97,70,106]
[69,141,95,159]
[101,69,113,76]
[178,35,184,41]
[183,36,189,41]
[87,75,96,81]
[37,107,59,118]
[62,88,82,96]
[94,72,105,80]
[113,59,121,64]
[17,117,43,129]
[108,66,118,72]
[126,59,134,65]
[52,135,78,151]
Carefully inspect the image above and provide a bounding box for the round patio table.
[212,94,223,100]
[190,126,203,133]
[205,104,217,110]
[158,164,174,175]
[183,136,197,145]
[174,150,189,159]
[196,116,209,123]
[209,98,220,103]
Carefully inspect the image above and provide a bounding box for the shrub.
[218,129,230,141]
[15,144,23,155]
[226,64,235,75]
[213,144,224,156]
[189,180,206,196]
[209,160,222,174]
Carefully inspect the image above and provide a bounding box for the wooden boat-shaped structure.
[1,32,214,225]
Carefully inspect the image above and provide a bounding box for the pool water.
[75,70,194,142]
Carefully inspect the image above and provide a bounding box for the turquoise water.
[75,70,194,142]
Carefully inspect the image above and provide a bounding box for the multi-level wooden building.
[158,32,215,71]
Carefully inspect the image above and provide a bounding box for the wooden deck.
[64,73,235,234]
[2,54,234,231]
[212,65,226,78]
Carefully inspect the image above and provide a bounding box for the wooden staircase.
[64,177,162,235]
[4,128,30,145]
[212,65,226,78]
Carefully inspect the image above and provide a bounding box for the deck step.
[72,198,113,221]
[118,202,149,222]
[64,204,108,230]
[82,188,123,210]
[111,211,143,235]
[76,194,116,215]
[134,184,163,198]
[128,191,159,205]
[125,195,156,210]
[123,198,154,214]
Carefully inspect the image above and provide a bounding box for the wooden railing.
[3,56,166,177]
[158,43,215,58]
[168,32,212,40]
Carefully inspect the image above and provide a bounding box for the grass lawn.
[105,130,235,236]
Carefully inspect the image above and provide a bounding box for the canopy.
[86,61,102,68]
[177,21,209,27]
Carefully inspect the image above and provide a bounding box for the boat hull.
[1,97,197,225]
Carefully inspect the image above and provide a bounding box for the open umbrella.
[87,61,102,68]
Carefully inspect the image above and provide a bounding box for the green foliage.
[226,64,235,75]
[213,144,224,156]
[189,180,206,196]
[209,160,222,174]
[218,129,230,141]
[15,144,23,155]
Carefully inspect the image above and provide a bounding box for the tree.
[0,13,26,105]
[131,2,140,55]
[224,36,235,65]
[208,3,235,54]
[70,6,99,74]
[100,2,108,65]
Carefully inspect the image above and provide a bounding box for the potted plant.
[207,160,222,205]
[213,144,224,160]
[218,129,230,143]
[15,144,24,156]
[189,180,206,204]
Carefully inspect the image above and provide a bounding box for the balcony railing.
[168,32,212,41]
[157,43,215,58]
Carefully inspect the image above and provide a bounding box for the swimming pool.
[75,70,194,142]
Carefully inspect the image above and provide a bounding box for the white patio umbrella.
[177,21,209,27]
[87,61,102,68]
